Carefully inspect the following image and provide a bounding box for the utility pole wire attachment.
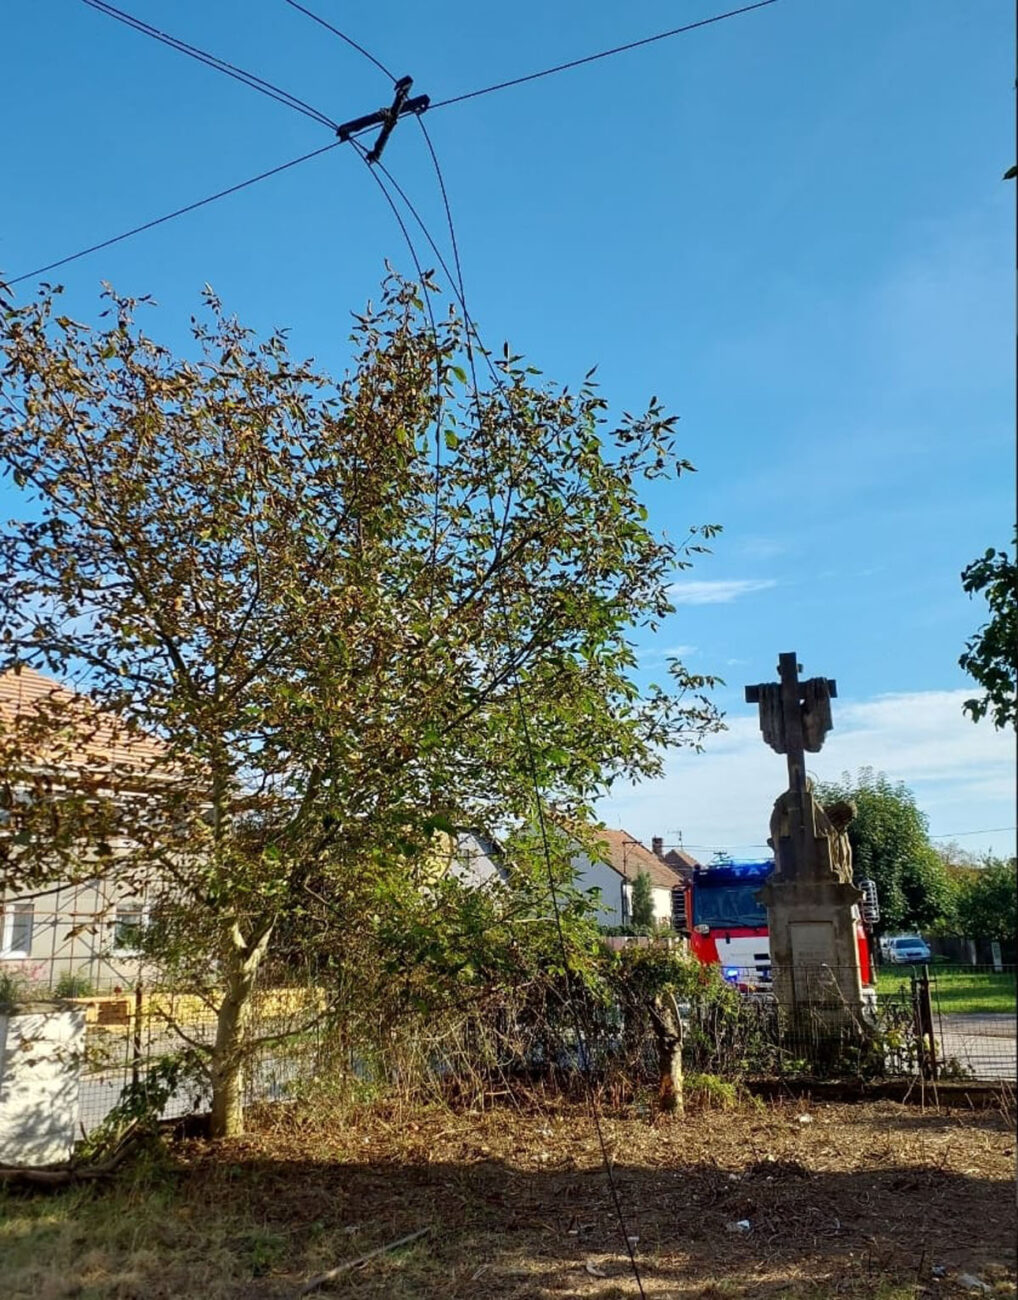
[337,76,429,162]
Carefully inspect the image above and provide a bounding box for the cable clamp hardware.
[336,76,430,162]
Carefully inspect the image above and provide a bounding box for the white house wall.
[448,832,507,889]
[571,851,628,927]
[650,885,674,926]
[1,880,151,993]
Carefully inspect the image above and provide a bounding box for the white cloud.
[598,689,1016,861]
[668,578,777,605]
[641,644,698,663]
[734,536,788,561]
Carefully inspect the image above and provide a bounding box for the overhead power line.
[10,0,780,286]
[81,0,337,128]
[281,0,397,83]
[655,827,1018,853]
[430,0,780,108]
[8,142,342,286]
[930,827,1017,840]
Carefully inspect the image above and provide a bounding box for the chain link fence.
[4,941,1014,1143]
[59,962,1014,1137]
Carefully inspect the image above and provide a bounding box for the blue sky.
[4,0,1015,858]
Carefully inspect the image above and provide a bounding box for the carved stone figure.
[814,798,855,884]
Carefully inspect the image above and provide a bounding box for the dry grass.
[0,1093,1014,1299]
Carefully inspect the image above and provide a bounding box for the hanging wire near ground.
[355,125,647,1295]
[410,127,647,1292]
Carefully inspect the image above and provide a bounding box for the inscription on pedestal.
[790,921,836,968]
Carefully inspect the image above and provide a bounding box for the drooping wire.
[276,49,641,1281]
[361,135,647,1296]
[346,139,447,613]
[7,142,342,287]
[430,0,779,108]
[281,0,397,84]
[416,131,648,1296]
[81,0,338,128]
[10,0,782,288]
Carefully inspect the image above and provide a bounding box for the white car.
[885,935,932,964]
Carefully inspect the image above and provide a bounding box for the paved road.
[937,1014,1016,1081]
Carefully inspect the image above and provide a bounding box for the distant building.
[650,835,700,884]
[571,827,697,929]
[0,667,170,991]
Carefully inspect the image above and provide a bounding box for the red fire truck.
[683,860,874,991]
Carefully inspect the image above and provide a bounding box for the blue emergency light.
[692,860,774,886]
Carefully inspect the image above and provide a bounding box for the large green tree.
[0,275,721,1135]
[954,856,1017,943]
[815,768,952,933]
[959,526,1017,731]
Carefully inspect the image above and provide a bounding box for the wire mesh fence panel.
[75,989,333,1134]
[927,964,1017,1082]
[874,962,1017,1082]
[0,906,157,996]
[31,958,1015,1139]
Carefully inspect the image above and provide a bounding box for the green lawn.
[876,964,1017,1015]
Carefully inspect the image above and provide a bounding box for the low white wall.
[0,1006,85,1166]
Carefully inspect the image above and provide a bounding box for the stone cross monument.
[745,653,867,1029]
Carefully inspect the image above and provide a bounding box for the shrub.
[55,972,95,999]
[683,1072,738,1110]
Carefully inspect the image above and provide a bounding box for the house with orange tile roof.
[571,827,698,929]
[0,668,509,990]
[0,667,172,991]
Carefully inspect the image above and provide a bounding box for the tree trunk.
[209,923,273,1138]
[210,1050,245,1138]
[652,993,684,1116]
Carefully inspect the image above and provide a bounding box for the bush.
[0,969,25,1012]
[56,972,95,999]
[683,1072,738,1111]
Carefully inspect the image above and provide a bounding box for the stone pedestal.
[759,787,867,1035]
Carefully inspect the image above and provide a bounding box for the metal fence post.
[131,983,143,1090]
[911,973,925,1079]
[917,966,938,1081]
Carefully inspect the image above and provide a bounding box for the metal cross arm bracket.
[336,76,430,163]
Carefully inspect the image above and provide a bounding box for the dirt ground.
[1,1094,1015,1299]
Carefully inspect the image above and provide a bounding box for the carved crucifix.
[744,653,836,795]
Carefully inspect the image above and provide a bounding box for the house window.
[113,903,147,954]
[1,902,34,957]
